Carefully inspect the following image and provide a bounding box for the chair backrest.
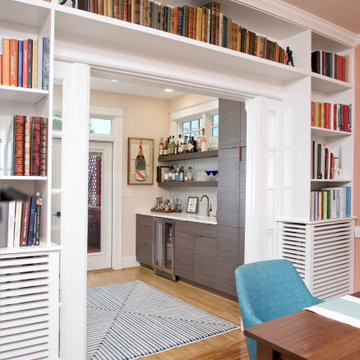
[235,259,322,360]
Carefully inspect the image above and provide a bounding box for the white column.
[60,62,90,360]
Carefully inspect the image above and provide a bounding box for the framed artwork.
[127,137,154,185]
[186,196,199,213]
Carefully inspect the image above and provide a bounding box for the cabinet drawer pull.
[185,232,193,236]
[238,145,246,162]
[193,234,202,238]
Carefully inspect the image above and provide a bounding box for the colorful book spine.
[23,39,28,88]
[31,117,41,176]
[27,196,36,246]
[24,115,32,176]
[40,117,48,176]
[14,115,25,176]
[42,37,50,90]
[2,38,10,86]
[20,197,31,246]
[27,39,33,88]
[34,193,42,246]
[32,39,38,89]
[18,40,23,87]
[9,39,18,87]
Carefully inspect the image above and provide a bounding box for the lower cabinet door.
[216,261,238,296]
[136,224,152,266]
[194,236,216,289]
[174,232,194,281]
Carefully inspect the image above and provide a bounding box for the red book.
[9,39,18,87]
[22,40,28,88]
[0,54,2,84]
[311,101,314,126]
[24,116,32,176]
[14,115,25,176]
[31,117,41,176]
[344,105,349,132]
[20,197,31,246]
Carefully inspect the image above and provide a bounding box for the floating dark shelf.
[158,150,218,162]
[158,181,218,187]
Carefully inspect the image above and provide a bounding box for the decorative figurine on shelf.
[286,47,294,67]
[60,0,76,8]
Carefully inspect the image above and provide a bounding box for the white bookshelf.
[0,1,59,359]
[0,0,357,358]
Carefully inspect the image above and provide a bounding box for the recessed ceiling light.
[111,79,118,83]
[164,88,174,93]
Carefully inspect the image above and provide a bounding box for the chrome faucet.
[200,195,212,217]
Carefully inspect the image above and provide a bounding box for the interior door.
[87,141,113,270]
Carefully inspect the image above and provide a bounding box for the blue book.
[27,196,36,246]
[18,40,23,87]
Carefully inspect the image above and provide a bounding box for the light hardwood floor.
[87,266,249,360]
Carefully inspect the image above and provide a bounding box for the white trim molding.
[121,256,140,269]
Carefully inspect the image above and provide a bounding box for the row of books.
[76,0,291,65]
[312,141,337,180]
[0,194,42,248]
[311,102,352,132]
[310,186,351,221]
[0,37,50,90]
[311,51,348,82]
[0,115,48,177]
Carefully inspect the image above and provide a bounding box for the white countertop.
[137,211,217,224]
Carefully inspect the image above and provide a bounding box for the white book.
[14,201,23,248]
[7,201,16,248]
[0,116,14,176]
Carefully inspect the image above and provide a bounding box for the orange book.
[9,39,18,87]
[196,8,202,41]
[2,38,10,86]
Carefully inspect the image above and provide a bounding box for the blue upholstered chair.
[234,259,322,360]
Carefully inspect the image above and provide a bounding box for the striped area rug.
[87,280,239,360]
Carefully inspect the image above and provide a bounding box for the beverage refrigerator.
[152,218,176,280]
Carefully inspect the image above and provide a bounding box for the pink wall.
[353,45,360,292]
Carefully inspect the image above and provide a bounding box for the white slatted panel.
[280,223,307,279]
[312,221,353,299]
[279,219,354,300]
[0,253,50,360]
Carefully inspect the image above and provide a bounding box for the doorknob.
[52,211,61,217]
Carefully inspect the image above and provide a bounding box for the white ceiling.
[90,71,186,100]
[282,0,360,34]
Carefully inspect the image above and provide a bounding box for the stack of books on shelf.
[0,37,50,90]
[0,193,42,248]
[311,141,337,180]
[311,102,352,132]
[311,51,348,82]
[0,115,48,177]
[310,186,351,221]
[75,0,290,65]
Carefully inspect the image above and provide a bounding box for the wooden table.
[244,292,360,360]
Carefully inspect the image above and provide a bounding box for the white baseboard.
[121,256,140,269]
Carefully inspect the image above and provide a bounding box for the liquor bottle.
[164,140,168,155]
[191,136,197,152]
[179,166,184,182]
[197,128,208,152]
[183,136,189,152]
[159,137,164,156]
[178,135,183,153]
[175,140,179,155]
[135,140,146,182]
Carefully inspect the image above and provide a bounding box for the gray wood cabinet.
[216,99,247,296]
[174,220,217,290]
[136,214,153,266]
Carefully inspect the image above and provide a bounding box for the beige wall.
[89,90,170,260]
[168,93,214,112]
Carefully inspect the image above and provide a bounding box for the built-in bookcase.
[0,0,357,357]
[0,1,59,359]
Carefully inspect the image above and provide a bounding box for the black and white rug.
[87,280,239,360]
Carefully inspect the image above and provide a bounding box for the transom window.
[89,117,112,135]
[182,118,203,138]
[212,114,219,137]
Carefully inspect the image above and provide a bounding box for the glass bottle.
[159,137,164,156]
[179,166,184,182]
[135,140,146,182]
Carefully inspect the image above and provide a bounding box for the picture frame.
[127,137,154,185]
[186,196,199,214]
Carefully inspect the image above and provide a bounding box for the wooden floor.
[87,266,249,360]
